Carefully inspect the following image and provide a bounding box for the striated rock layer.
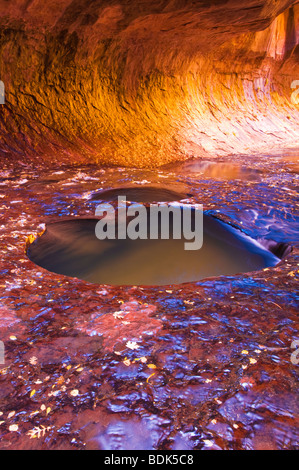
[0,0,298,167]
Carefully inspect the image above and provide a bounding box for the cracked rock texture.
[0,0,298,167]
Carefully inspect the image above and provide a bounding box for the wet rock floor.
[0,151,298,450]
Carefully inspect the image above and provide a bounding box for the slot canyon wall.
[0,0,298,168]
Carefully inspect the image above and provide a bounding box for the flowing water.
[0,151,298,450]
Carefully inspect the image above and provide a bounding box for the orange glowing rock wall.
[0,0,298,167]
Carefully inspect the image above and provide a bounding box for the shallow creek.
[0,151,298,450]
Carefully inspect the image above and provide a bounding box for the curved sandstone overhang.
[0,0,298,167]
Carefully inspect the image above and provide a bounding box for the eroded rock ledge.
[0,0,298,167]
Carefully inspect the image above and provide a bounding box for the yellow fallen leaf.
[56,376,65,386]
[30,390,36,398]
[146,372,156,383]
[27,425,52,439]
[25,234,36,250]
[147,364,157,369]
[241,350,249,355]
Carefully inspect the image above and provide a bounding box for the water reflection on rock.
[163,160,261,181]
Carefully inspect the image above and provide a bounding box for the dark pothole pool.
[27,206,281,286]
[90,185,192,202]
